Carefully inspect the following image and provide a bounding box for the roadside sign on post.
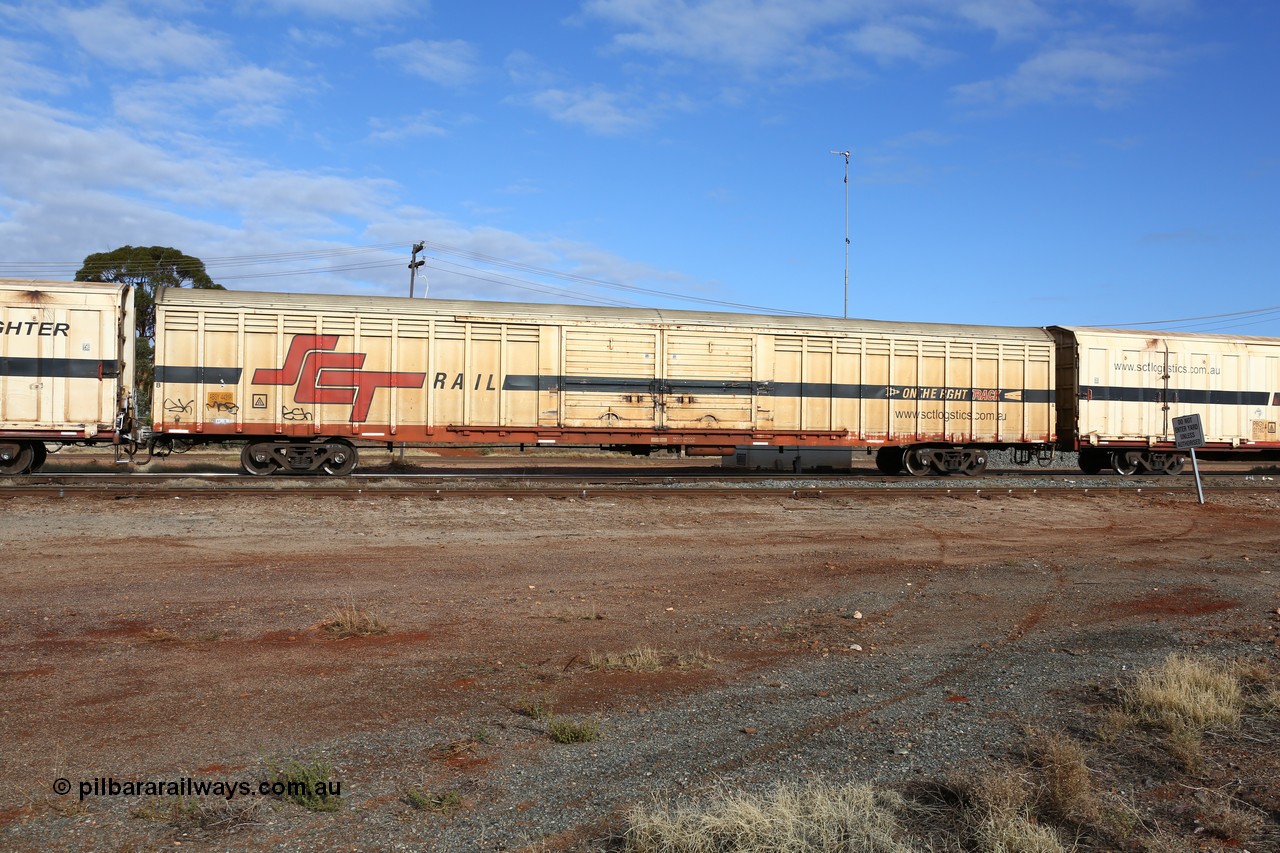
[1173,414,1204,450]
[1171,414,1206,504]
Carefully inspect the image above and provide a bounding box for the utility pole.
[408,241,425,297]
[400,241,426,467]
[830,150,851,319]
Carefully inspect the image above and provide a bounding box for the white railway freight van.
[0,279,136,474]
[151,288,1056,475]
[1051,327,1280,474]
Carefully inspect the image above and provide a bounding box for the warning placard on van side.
[1172,414,1205,449]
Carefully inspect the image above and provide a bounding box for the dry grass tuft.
[969,808,1067,853]
[1230,658,1280,713]
[1197,800,1265,843]
[587,647,719,673]
[964,764,1068,853]
[624,781,912,853]
[1025,728,1102,824]
[1125,654,1242,732]
[588,647,665,672]
[131,796,269,830]
[322,601,388,639]
[966,763,1033,820]
[516,694,555,721]
[1094,706,1131,743]
[673,650,719,671]
[1162,725,1204,773]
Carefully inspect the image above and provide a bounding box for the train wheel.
[875,447,904,475]
[0,442,35,475]
[240,442,279,476]
[1078,449,1106,475]
[962,451,988,476]
[902,447,931,476]
[1111,450,1141,476]
[321,440,357,476]
[1162,454,1187,476]
[30,442,47,472]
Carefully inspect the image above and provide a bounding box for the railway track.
[2,469,1276,499]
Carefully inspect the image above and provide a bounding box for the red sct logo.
[252,335,426,423]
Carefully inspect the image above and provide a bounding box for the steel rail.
[0,481,1273,500]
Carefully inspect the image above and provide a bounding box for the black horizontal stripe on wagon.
[154,366,245,384]
[1080,386,1277,407]
[502,375,1054,403]
[0,357,121,378]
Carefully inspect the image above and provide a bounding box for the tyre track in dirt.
[692,561,1072,777]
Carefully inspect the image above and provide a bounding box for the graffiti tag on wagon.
[252,335,427,423]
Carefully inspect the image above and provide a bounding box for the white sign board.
[1172,414,1205,450]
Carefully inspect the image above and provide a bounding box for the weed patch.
[321,601,388,639]
[1125,654,1242,732]
[547,715,601,744]
[131,796,268,831]
[517,694,555,721]
[405,788,463,814]
[268,759,341,812]
[624,781,911,853]
[587,647,718,673]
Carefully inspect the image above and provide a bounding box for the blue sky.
[0,0,1276,335]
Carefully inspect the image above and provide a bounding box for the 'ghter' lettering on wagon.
[3,321,70,336]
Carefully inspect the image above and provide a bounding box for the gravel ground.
[1,482,1277,851]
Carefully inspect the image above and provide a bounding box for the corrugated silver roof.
[1,278,127,293]
[159,287,1053,341]
[1052,326,1280,344]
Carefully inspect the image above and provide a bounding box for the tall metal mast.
[830,150,851,319]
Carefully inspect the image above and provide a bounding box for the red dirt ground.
[1,480,1278,850]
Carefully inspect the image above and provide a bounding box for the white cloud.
[114,66,310,128]
[60,3,228,73]
[375,39,480,87]
[0,89,678,305]
[254,0,420,22]
[287,27,344,49]
[522,86,652,135]
[847,23,947,65]
[952,35,1174,108]
[1114,0,1197,21]
[582,0,859,72]
[0,92,388,269]
[953,0,1053,41]
[504,49,560,88]
[0,36,70,96]
[367,111,450,143]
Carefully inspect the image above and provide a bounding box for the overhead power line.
[0,240,821,317]
[1101,304,1280,334]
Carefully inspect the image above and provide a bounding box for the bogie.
[898,445,990,476]
[240,440,359,476]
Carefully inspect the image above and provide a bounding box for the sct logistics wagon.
[147,287,1058,475]
[1050,326,1280,475]
[0,279,136,474]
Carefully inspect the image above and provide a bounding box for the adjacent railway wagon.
[150,288,1056,475]
[0,279,135,474]
[1051,326,1280,474]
